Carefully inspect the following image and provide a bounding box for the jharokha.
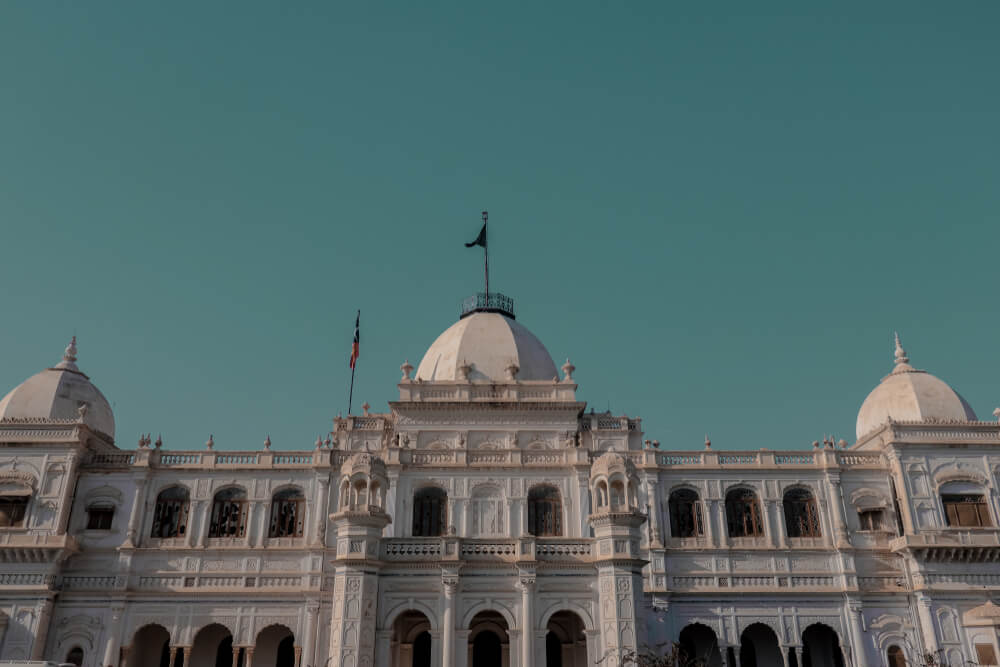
[1,293,999,667]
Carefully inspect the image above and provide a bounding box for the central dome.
[415,312,558,382]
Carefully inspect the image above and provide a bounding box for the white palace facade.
[1,293,1000,667]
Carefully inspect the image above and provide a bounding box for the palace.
[1,293,999,667]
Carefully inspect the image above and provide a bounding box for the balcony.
[891,528,1000,562]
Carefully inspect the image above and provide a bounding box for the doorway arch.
[468,610,510,667]
[391,609,433,667]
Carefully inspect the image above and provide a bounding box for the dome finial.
[64,336,78,363]
[892,331,913,373]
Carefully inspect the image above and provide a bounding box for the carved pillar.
[313,478,330,546]
[29,597,54,660]
[577,474,591,538]
[301,601,319,667]
[183,645,192,667]
[196,501,209,547]
[825,475,850,547]
[245,646,255,667]
[231,646,241,667]
[916,593,940,657]
[519,571,537,667]
[294,645,302,667]
[375,631,393,667]
[245,501,259,546]
[386,474,399,537]
[644,476,661,546]
[168,646,179,667]
[455,630,470,667]
[442,572,458,667]
[103,604,126,666]
[793,646,803,667]
[846,598,868,667]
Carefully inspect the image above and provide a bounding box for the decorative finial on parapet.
[837,438,848,449]
[505,361,519,382]
[362,402,370,416]
[652,440,660,448]
[401,360,413,381]
[458,360,472,382]
[64,336,78,363]
[893,332,911,371]
[812,440,820,449]
[154,435,162,449]
[561,358,575,383]
[324,436,332,447]
[264,435,271,450]
[77,402,89,421]
[705,435,711,450]
[994,407,1000,422]
[315,436,323,449]
[206,434,214,450]
[138,434,148,448]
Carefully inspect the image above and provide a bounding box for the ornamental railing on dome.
[461,292,515,319]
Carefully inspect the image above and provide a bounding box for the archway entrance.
[129,624,171,667]
[740,623,782,667]
[679,623,723,667]
[190,623,241,667]
[255,624,296,667]
[545,610,587,666]
[391,609,433,667]
[468,610,510,667]
[801,624,845,667]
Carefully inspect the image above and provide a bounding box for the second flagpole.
[483,210,489,302]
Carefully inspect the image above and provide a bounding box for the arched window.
[412,487,447,537]
[86,504,115,530]
[726,488,764,538]
[887,645,906,667]
[0,494,29,528]
[610,481,626,509]
[65,646,84,666]
[528,485,563,536]
[151,486,189,538]
[669,489,704,538]
[269,488,305,538]
[208,487,248,538]
[783,488,821,538]
[941,483,992,527]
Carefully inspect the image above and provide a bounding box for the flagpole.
[348,309,359,415]
[482,210,489,302]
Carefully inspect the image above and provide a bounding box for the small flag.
[349,311,360,369]
[465,222,487,248]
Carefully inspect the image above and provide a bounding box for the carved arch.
[381,600,440,631]
[933,463,988,487]
[461,601,517,630]
[538,601,595,631]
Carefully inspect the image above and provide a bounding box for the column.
[168,646,179,667]
[313,478,330,546]
[825,475,850,547]
[124,477,149,547]
[103,605,126,666]
[196,501,209,547]
[793,646,803,667]
[716,500,729,547]
[772,500,787,549]
[231,646,241,667]
[442,574,458,667]
[245,501,259,546]
[56,453,81,533]
[578,475,591,537]
[400,642,413,667]
[846,598,868,667]
[301,601,319,667]
[29,598,54,660]
[519,572,536,667]
[915,593,940,657]
[644,477,662,546]
[245,647,255,667]
[183,645,192,666]
[375,630,393,667]
[294,645,302,667]
[455,630,471,667]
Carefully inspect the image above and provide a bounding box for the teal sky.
[2,2,998,452]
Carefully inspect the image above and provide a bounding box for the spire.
[892,332,914,373]
[53,335,81,372]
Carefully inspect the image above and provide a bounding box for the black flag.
[465,222,487,248]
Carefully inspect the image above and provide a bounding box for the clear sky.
[2,2,998,452]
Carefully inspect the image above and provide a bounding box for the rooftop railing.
[461,292,515,319]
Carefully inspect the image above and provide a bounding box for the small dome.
[590,452,636,481]
[0,338,115,440]
[341,452,387,479]
[856,334,976,439]
[415,312,558,382]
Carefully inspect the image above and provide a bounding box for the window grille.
[151,487,190,538]
[209,487,248,538]
[669,489,704,538]
[783,488,821,538]
[269,488,305,538]
[0,495,28,528]
[726,489,764,537]
[942,494,992,528]
[86,506,114,530]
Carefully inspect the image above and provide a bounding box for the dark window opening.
[209,488,248,538]
[669,489,704,538]
[86,506,115,530]
[784,489,821,538]
[412,487,447,537]
[726,489,764,537]
[528,485,563,537]
[65,647,84,666]
[0,495,29,528]
[151,486,190,538]
[858,509,885,531]
[269,488,305,538]
[887,645,906,667]
[976,644,997,666]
